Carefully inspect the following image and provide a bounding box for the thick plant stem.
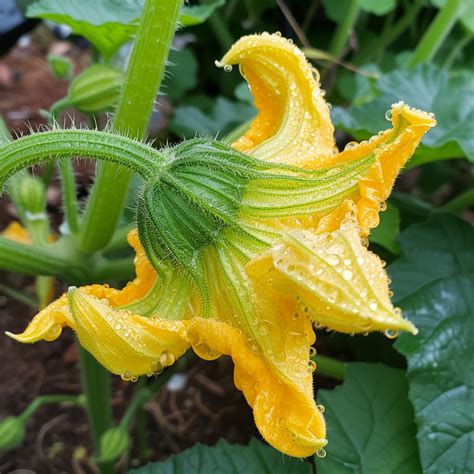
[0,237,73,278]
[440,188,474,214]
[409,0,463,67]
[314,354,346,380]
[58,159,79,234]
[79,348,114,474]
[329,0,359,58]
[77,0,183,253]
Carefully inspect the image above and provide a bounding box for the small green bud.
[9,172,47,216]
[99,426,129,463]
[62,65,122,114]
[47,54,73,80]
[0,416,26,451]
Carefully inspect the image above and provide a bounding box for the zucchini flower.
[6,34,436,457]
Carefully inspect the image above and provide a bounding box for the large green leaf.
[315,363,421,474]
[391,214,474,474]
[129,438,310,474]
[332,65,474,163]
[27,0,225,59]
[369,201,401,254]
[170,97,255,138]
[322,0,395,22]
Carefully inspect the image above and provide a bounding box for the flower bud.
[0,416,26,451]
[9,172,46,216]
[47,54,73,80]
[63,65,122,114]
[99,426,129,463]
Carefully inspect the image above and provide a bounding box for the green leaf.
[170,97,255,138]
[27,0,224,60]
[369,201,401,254]
[391,214,474,474]
[27,0,138,59]
[162,48,198,101]
[358,0,396,16]
[315,363,421,474]
[180,0,225,26]
[332,64,474,163]
[322,0,395,22]
[129,438,311,474]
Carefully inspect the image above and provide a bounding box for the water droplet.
[193,342,221,360]
[327,255,340,266]
[317,404,325,413]
[316,448,327,458]
[384,329,399,339]
[223,64,233,72]
[344,141,357,150]
[379,201,387,211]
[369,302,378,311]
[309,347,317,357]
[385,109,393,121]
[343,258,351,266]
[308,360,317,373]
[342,269,353,281]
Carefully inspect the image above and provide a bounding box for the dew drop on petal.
[342,269,353,281]
[317,404,325,413]
[316,448,327,458]
[385,109,393,121]
[384,329,399,339]
[309,347,317,357]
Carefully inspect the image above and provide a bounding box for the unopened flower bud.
[99,426,129,463]
[0,416,25,451]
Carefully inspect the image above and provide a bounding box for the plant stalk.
[314,354,346,380]
[77,0,183,253]
[328,0,359,58]
[79,348,114,474]
[409,0,463,66]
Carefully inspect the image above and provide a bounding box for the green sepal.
[0,416,26,452]
[99,426,129,463]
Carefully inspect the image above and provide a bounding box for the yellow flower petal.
[1,222,31,244]
[68,289,189,379]
[107,230,158,308]
[5,294,71,342]
[318,102,436,234]
[220,33,336,164]
[5,284,116,343]
[265,216,416,335]
[198,243,326,457]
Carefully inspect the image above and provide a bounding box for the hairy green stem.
[0,129,165,188]
[409,0,463,66]
[19,394,82,422]
[79,348,114,474]
[314,354,346,380]
[329,0,359,58]
[77,0,183,253]
[58,159,79,234]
